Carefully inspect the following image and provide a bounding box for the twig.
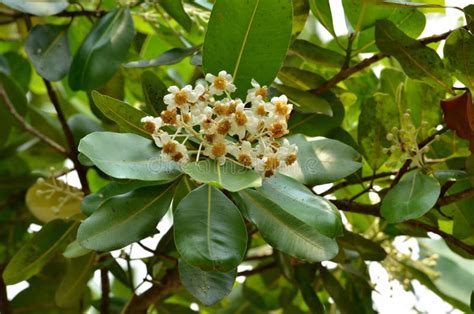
[99,256,110,314]
[321,171,398,196]
[123,268,180,314]
[43,80,90,194]
[238,262,276,277]
[437,188,474,207]
[311,27,465,95]
[0,84,67,155]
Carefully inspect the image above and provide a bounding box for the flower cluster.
[383,110,439,169]
[141,71,298,177]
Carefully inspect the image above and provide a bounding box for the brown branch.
[0,84,67,155]
[0,265,11,314]
[100,266,110,314]
[123,268,180,314]
[437,188,474,207]
[43,80,90,194]
[238,262,277,277]
[321,171,397,196]
[311,27,465,95]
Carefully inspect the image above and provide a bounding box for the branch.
[321,171,398,196]
[123,268,180,314]
[100,266,110,314]
[437,188,474,207]
[238,262,277,277]
[0,9,105,21]
[0,84,67,155]
[43,80,90,194]
[0,265,11,314]
[311,27,465,95]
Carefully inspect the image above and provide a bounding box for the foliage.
[0,0,474,313]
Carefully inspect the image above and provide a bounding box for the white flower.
[141,116,162,134]
[229,102,248,139]
[229,140,255,167]
[264,115,289,138]
[270,95,293,119]
[277,139,298,166]
[205,71,236,96]
[203,135,229,165]
[246,79,268,104]
[163,85,199,112]
[152,132,171,148]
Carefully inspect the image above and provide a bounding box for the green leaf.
[294,264,324,313]
[358,93,398,170]
[77,185,174,251]
[81,180,161,216]
[309,0,335,36]
[63,240,92,258]
[275,84,332,116]
[291,0,309,38]
[337,230,387,261]
[278,67,326,90]
[280,134,361,185]
[320,267,354,314]
[238,189,339,262]
[342,0,393,32]
[203,0,293,97]
[160,0,192,31]
[289,40,346,68]
[140,70,168,115]
[259,174,343,238]
[68,113,104,145]
[125,46,200,68]
[25,24,71,81]
[404,78,444,129]
[443,28,474,90]
[78,132,181,181]
[69,8,135,91]
[91,91,148,136]
[465,5,474,33]
[174,185,247,271]
[2,52,31,93]
[0,0,68,16]
[381,171,441,223]
[55,252,96,308]
[3,220,77,285]
[0,73,27,149]
[375,20,451,91]
[183,159,262,192]
[179,259,237,306]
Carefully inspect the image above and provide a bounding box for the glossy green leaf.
[404,78,444,129]
[183,159,262,192]
[3,220,76,285]
[337,230,387,261]
[275,84,332,116]
[68,113,104,145]
[466,5,474,33]
[294,264,325,313]
[0,73,28,148]
[278,67,326,90]
[320,267,354,314]
[81,180,161,216]
[125,46,200,68]
[25,24,71,81]
[55,252,96,308]
[203,0,292,97]
[0,0,68,16]
[77,184,174,251]
[160,0,192,31]
[179,259,237,306]
[291,0,309,38]
[2,52,31,93]
[289,40,346,68]
[280,134,361,185]
[239,189,339,262]
[140,70,167,115]
[375,20,451,91]
[63,240,92,258]
[78,132,181,181]
[174,185,247,271]
[69,8,134,91]
[358,93,398,170]
[309,0,335,36]
[444,28,474,90]
[91,90,148,136]
[342,0,393,32]
[381,171,441,223]
[259,174,343,238]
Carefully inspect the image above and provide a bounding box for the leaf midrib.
[232,0,261,79]
[82,185,173,242]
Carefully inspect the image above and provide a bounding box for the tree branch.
[43,80,90,194]
[0,84,68,155]
[100,266,110,314]
[123,268,180,314]
[311,27,465,95]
